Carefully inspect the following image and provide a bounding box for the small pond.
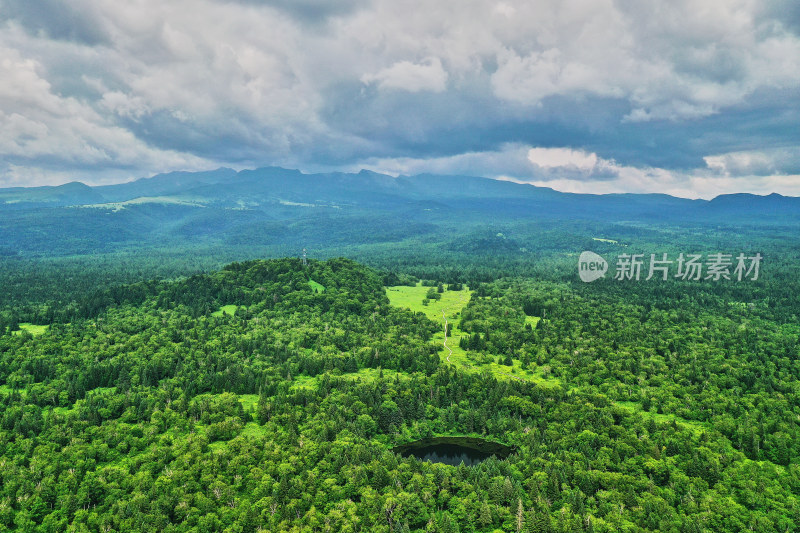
[392,436,516,467]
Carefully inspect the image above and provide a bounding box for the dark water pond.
[392,437,516,466]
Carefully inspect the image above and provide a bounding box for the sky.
[1,0,799,199]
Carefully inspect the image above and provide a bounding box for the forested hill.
[2,257,800,531]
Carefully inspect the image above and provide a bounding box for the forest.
[1,251,799,532]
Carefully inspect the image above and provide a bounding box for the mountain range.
[1,167,798,258]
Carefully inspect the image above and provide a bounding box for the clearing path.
[442,308,452,363]
[386,283,473,365]
[441,291,468,364]
[384,283,743,453]
[386,283,560,388]
[388,283,559,388]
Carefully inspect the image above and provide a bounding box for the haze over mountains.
[5,166,799,212]
[1,167,798,258]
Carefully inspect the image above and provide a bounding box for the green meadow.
[308,279,325,293]
[211,305,239,317]
[12,323,49,336]
[386,284,558,388]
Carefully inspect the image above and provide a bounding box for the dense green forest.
[1,170,799,531]
[1,254,799,531]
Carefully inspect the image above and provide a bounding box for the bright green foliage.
[1,257,799,532]
[211,304,238,317]
[308,279,326,293]
[11,323,49,336]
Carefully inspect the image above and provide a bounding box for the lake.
[392,436,516,466]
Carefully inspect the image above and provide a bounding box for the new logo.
[579,251,608,282]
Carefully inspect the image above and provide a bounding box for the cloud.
[219,0,367,24]
[527,147,598,171]
[704,147,800,176]
[361,57,448,93]
[351,143,800,199]
[352,144,628,188]
[524,147,620,181]
[350,143,536,177]
[516,172,800,200]
[0,45,210,186]
[0,0,797,196]
[0,0,108,45]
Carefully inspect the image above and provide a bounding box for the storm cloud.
[0,0,798,197]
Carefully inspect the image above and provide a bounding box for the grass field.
[80,196,206,212]
[385,283,472,322]
[211,305,239,317]
[386,283,473,368]
[613,400,708,435]
[524,316,540,328]
[308,279,325,293]
[290,367,410,390]
[208,422,270,451]
[386,283,560,387]
[237,394,259,411]
[12,323,50,336]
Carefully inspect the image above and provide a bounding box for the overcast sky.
[1,0,799,198]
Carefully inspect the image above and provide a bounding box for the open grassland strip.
[12,323,50,336]
[211,305,239,317]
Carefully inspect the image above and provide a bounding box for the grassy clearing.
[208,422,270,451]
[289,367,410,390]
[386,283,471,363]
[290,374,318,390]
[387,284,560,389]
[342,367,407,383]
[433,330,470,363]
[308,279,325,293]
[486,361,562,389]
[79,196,206,212]
[12,323,49,336]
[240,421,269,438]
[386,283,473,321]
[613,401,708,435]
[592,237,618,244]
[451,344,563,389]
[212,305,239,317]
[386,286,711,438]
[386,285,564,387]
[524,316,541,328]
[237,394,259,411]
[48,387,117,416]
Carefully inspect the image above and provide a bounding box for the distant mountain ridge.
[1,166,796,212]
[0,166,797,258]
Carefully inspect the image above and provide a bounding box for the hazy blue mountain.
[95,168,239,202]
[3,166,795,216]
[706,192,800,217]
[0,181,104,208]
[0,167,798,258]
